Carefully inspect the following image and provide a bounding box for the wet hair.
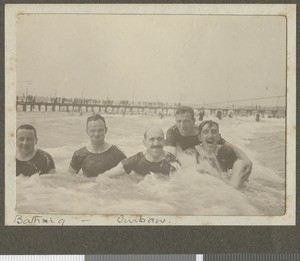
[198,120,219,133]
[86,114,106,128]
[17,124,37,138]
[175,106,195,119]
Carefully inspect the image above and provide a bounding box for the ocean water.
[16,112,285,216]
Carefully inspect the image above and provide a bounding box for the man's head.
[86,114,107,144]
[143,127,165,159]
[198,120,220,151]
[16,124,38,157]
[175,106,195,136]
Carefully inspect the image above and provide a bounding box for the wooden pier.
[16,100,285,118]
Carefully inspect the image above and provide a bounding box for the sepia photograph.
[5,4,296,226]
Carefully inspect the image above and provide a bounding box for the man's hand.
[241,160,252,182]
[230,159,252,189]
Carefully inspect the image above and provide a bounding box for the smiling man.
[102,127,181,178]
[69,114,126,177]
[16,124,55,176]
[195,120,252,189]
[165,106,200,156]
[165,106,227,156]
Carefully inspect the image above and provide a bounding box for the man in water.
[165,106,226,156]
[216,109,222,120]
[16,124,55,176]
[255,112,260,122]
[165,106,200,155]
[198,108,205,121]
[194,120,252,189]
[69,114,126,177]
[101,127,181,178]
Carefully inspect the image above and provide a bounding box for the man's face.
[143,128,165,159]
[16,129,37,157]
[175,112,195,136]
[199,123,220,151]
[86,119,107,144]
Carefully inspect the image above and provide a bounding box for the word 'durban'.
[116,215,168,224]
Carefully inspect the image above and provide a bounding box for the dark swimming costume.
[166,125,199,151]
[70,145,126,177]
[166,125,226,151]
[121,151,181,176]
[16,149,55,177]
[216,145,238,171]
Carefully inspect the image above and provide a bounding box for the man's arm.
[229,160,252,189]
[44,152,56,174]
[68,151,80,174]
[102,162,126,177]
[224,141,252,181]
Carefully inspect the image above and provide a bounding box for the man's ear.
[216,133,221,141]
[35,137,38,145]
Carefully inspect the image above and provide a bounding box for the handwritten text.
[116,215,169,224]
[14,214,65,226]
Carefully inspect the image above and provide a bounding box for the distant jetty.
[16,95,285,118]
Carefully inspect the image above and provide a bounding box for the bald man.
[101,127,181,178]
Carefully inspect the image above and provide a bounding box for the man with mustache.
[195,120,252,189]
[69,114,126,177]
[165,106,226,156]
[16,124,55,176]
[102,127,181,177]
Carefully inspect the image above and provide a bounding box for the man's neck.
[178,125,199,136]
[16,149,37,161]
[87,141,109,153]
[201,144,220,155]
[144,151,165,162]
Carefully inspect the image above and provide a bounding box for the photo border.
[5,4,296,226]
[0,0,299,254]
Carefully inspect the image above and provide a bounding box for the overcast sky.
[16,14,286,106]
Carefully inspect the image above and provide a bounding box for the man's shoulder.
[217,144,237,157]
[121,151,143,173]
[73,146,88,155]
[36,149,54,160]
[34,149,55,171]
[166,125,179,137]
[110,145,127,157]
[124,151,143,162]
[167,124,178,132]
